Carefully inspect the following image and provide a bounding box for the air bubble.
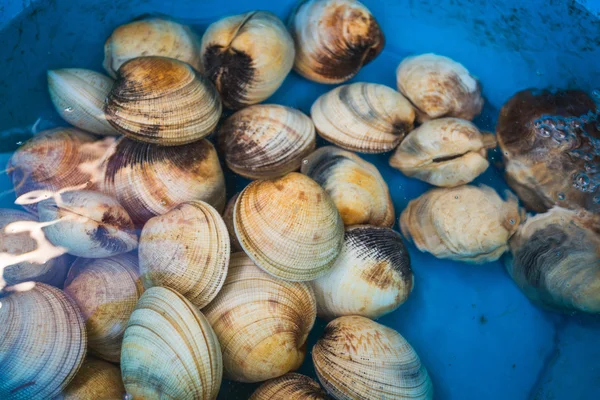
[302,159,308,165]
[573,173,591,192]
[592,89,600,100]
[539,127,551,137]
[16,141,23,145]
[454,196,459,199]
[64,106,74,113]
[160,199,167,206]
[123,394,133,400]
[509,219,515,225]
[557,192,566,201]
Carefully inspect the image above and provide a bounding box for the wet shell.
[103,18,202,78]
[105,56,222,146]
[139,201,230,309]
[58,357,125,400]
[219,104,316,179]
[234,172,344,281]
[250,373,331,400]
[396,53,484,121]
[506,207,600,314]
[102,137,226,226]
[203,252,316,383]
[497,89,600,213]
[222,193,243,251]
[311,225,413,320]
[63,254,143,362]
[301,146,394,227]
[390,118,496,187]
[313,316,433,400]
[201,11,295,109]
[400,185,523,263]
[0,284,87,400]
[47,69,119,136]
[289,0,384,84]
[121,286,222,399]
[311,83,415,153]
[38,190,138,258]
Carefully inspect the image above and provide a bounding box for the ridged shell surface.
[58,357,125,400]
[250,373,331,400]
[222,193,243,252]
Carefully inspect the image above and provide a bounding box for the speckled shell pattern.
[58,357,125,400]
[250,373,331,400]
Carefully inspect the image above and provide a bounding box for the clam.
[38,190,138,258]
[234,172,344,281]
[201,11,295,109]
[222,193,243,251]
[102,137,226,226]
[103,18,202,78]
[105,56,222,146]
[396,53,484,121]
[121,286,222,399]
[289,0,384,84]
[250,373,330,400]
[313,316,433,400]
[301,146,394,226]
[63,254,143,362]
[219,104,316,179]
[203,252,316,383]
[0,283,87,400]
[311,83,415,153]
[58,357,125,400]
[400,185,523,263]
[311,225,413,320]
[497,89,600,213]
[506,207,600,314]
[390,118,496,187]
[47,69,119,136]
[139,200,230,309]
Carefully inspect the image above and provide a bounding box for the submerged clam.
[313,316,433,400]
[203,252,316,383]
[301,146,394,227]
[250,373,330,400]
[289,0,384,84]
[400,185,523,263]
[222,193,243,252]
[59,357,125,400]
[397,53,484,121]
[390,118,496,187]
[234,172,344,281]
[311,83,415,153]
[219,104,316,179]
[201,11,295,109]
[105,56,221,146]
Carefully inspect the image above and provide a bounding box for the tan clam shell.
[400,185,523,263]
[397,53,484,121]
[311,83,415,153]
[103,18,202,78]
[219,104,316,179]
[234,172,344,281]
[58,357,125,400]
[201,11,295,109]
[63,254,143,362]
[0,283,87,400]
[301,146,394,227]
[38,190,138,258]
[102,137,226,226]
[203,252,316,383]
[390,118,496,187]
[139,200,230,309]
[105,56,222,146]
[289,0,384,84]
[121,286,222,399]
[222,193,243,252]
[250,373,331,400]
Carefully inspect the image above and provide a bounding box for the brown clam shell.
[58,357,125,400]
[250,373,330,400]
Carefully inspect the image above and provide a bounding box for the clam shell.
[0,284,87,400]
[390,118,496,187]
[289,0,384,84]
[102,137,226,226]
[219,104,316,179]
[63,254,143,362]
[203,252,316,383]
[311,225,413,320]
[105,56,222,146]
[397,53,484,121]
[38,190,138,258]
[400,185,523,263]
[222,193,243,252]
[250,373,330,400]
[311,83,415,153]
[301,146,394,226]
[139,200,230,309]
[58,357,125,400]
[103,18,202,78]
[234,172,344,281]
[47,69,119,136]
[121,286,222,399]
[313,316,433,400]
[201,11,295,109]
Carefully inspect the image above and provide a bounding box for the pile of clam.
[1,0,599,399]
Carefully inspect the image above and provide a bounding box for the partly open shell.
[58,357,125,400]
[250,373,330,400]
